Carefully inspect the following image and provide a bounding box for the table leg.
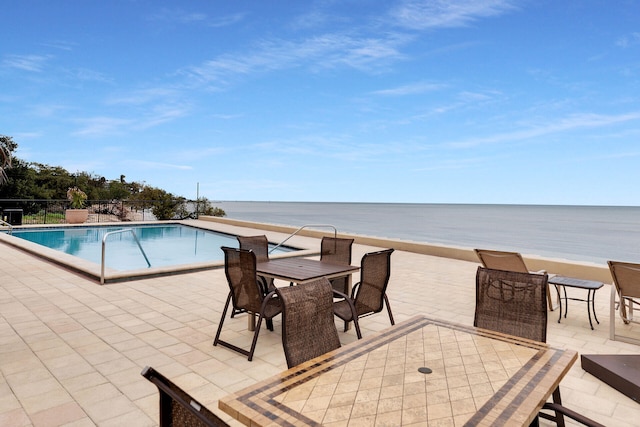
[547,284,560,311]
[248,313,256,331]
[586,289,600,330]
[555,285,563,324]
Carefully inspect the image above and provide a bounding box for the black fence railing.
[0,199,206,225]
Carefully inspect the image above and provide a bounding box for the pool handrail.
[269,224,337,254]
[0,219,13,235]
[101,228,151,285]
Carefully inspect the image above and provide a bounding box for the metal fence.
[0,199,205,225]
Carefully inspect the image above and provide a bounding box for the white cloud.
[371,81,446,96]
[616,32,640,48]
[2,54,52,72]
[72,117,132,137]
[182,32,408,87]
[448,111,640,148]
[148,8,244,27]
[391,0,517,30]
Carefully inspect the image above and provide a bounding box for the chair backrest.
[353,249,394,316]
[475,249,529,273]
[237,235,270,263]
[221,246,263,313]
[608,260,640,299]
[320,237,354,265]
[141,366,229,427]
[276,278,341,368]
[474,267,549,343]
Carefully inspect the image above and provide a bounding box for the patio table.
[219,314,577,426]
[243,257,360,331]
[256,257,359,285]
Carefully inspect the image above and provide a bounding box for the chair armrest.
[351,282,361,299]
[331,290,362,339]
[541,403,606,427]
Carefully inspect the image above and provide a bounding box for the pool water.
[11,224,293,271]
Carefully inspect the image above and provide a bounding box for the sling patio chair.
[141,366,229,427]
[276,277,360,368]
[475,267,605,427]
[608,260,640,345]
[213,247,281,361]
[237,235,275,294]
[334,248,394,336]
[320,236,355,294]
[474,248,559,311]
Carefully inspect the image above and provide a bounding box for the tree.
[0,135,16,186]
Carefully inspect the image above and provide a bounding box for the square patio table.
[219,315,577,426]
[242,257,360,331]
[256,257,360,285]
[548,276,604,330]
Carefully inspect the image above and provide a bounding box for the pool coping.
[0,220,315,284]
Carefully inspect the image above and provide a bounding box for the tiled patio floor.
[1,221,639,426]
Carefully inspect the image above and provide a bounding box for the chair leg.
[248,314,265,362]
[384,294,395,326]
[213,293,232,347]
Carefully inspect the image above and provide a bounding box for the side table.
[548,276,604,330]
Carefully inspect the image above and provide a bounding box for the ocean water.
[216,202,640,265]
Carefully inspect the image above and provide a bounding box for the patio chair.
[608,260,640,345]
[474,248,558,311]
[276,277,360,368]
[475,268,604,427]
[213,247,282,361]
[141,366,229,427]
[237,235,275,294]
[334,248,394,335]
[320,236,355,294]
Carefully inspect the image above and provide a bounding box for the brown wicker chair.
[608,260,640,344]
[141,366,229,426]
[334,248,394,336]
[276,277,359,368]
[320,236,354,294]
[213,247,281,361]
[475,268,605,427]
[475,248,558,311]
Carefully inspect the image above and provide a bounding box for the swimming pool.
[2,222,306,284]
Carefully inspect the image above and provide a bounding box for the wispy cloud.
[616,32,640,48]
[128,160,192,170]
[73,68,113,83]
[211,113,244,120]
[72,117,133,137]
[390,0,517,30]
[2,54,52,72]
[133,105,190,130]
[106,88,181,105]
[183,32,408,87]
[449,111,640,148]
[371,81,446,96]
[148,8,244,27]
[72,104,190,137]
[41,40,76,51]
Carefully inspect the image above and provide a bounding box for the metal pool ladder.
[0,219,13,234]
[101,228,151,285]
[269,224,337,254]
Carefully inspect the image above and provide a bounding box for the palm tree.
[0,135,15,186]
[0,145,11,185]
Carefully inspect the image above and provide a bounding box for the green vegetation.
[0,135,225,220]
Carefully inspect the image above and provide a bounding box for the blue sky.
[2,1,639,205]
